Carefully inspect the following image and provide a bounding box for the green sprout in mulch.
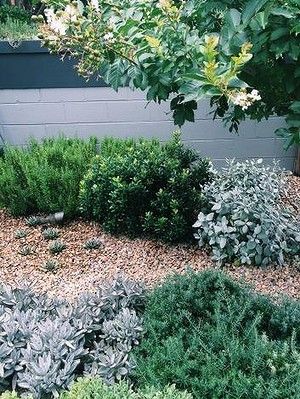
[49,240,66,254]
[42,228,60,240]
[83,237,103,250]
[14,229,28,239]
[42,259,60,273]
[18,245,34,256]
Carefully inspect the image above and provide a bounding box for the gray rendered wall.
[0,86,296,169]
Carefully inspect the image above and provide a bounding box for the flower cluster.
[90,0,100,12]
[103,32,115,44]
[44,4,79,36]
[230,89,261,110]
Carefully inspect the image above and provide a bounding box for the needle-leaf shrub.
[193,159,300,266]
[79,133,211,242]
[0,276,144,398]
[0,137,97,218]
[134,270,300,399]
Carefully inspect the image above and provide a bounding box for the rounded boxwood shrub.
[134,270,300,399]
[79,133,211,242]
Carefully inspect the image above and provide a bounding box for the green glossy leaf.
[242,0,269,24]
[270,7,294,18]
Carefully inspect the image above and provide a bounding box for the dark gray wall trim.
[0,40,48,54]
[0,40,107,89]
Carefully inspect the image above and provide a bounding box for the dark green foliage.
[134,270,300,399]
[0,137,97,218]
[0,5,31,24]
[80,133,211,242]
[0,276,144,398]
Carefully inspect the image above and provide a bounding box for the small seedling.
[25,216,42,227]
[15,229,28,239]
[42,228,60,240]
[49,240,66,254]
[42,259,60,273]
[83,237,103,250]
[18,245,33,256]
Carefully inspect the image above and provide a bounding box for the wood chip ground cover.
[0,176,299,301]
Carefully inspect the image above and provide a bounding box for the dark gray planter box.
[0,40,106,89]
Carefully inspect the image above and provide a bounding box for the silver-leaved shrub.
[193,159,300,266]
[0,277,144,398]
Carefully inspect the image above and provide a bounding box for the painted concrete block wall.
[0,86,296,169]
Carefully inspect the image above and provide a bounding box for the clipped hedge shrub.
[0,276,144,398]
[193,159,300,266]
[0,137,97,218]
[80,133,211,242]
[134,270,300,399]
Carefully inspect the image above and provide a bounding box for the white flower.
[44,8,56,25]
[45,8,67,35]
[229,88,261,111]
[108,15,118,29]
[64,5,79,22]
[103,32,115,44]
[248,89,261,101]
[90,0,99,11]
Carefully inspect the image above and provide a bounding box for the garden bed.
[0,172,299,301]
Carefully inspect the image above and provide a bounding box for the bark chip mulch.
[0,175,299,302]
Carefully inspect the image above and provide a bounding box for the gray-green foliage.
[0,17,37,41]
[14,230,27,239]
[193,159,300,266]
[49,240,66,254]
[17,245,33,256]
[0,276,144,398]
[25,216,42,227]
[83,238,102,250]
[60,377,192,399]
[42,228,60,241]
[0,378,191,399]
[42,259,60,273]
[0,391,23,399]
